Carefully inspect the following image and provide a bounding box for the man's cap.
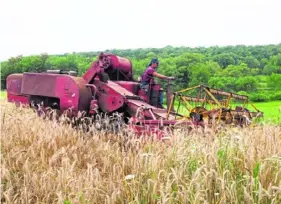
[149,58,159,66]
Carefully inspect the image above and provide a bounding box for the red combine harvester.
[6,53,263,138]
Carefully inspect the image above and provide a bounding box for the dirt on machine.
[6,53,263,138]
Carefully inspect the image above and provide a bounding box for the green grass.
[1,90,7,99]
[251,101,281,123]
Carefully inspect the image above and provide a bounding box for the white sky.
[0,0,280,61]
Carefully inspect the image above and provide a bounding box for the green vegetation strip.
[0,90,6,99]
[1,44,281,102]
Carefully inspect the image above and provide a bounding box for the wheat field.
[1,101,281,204]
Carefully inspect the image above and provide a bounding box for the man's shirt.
[141,66,155,84]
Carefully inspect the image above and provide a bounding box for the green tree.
[263,64,280,75]
[208,77,237,91]
[1,56,22,89]
[244,56,260,68]
[216,63,249,77]
[235,76,258,92]
[267,73,281,90]
[213,53,236,68]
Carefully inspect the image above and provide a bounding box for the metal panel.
[21,73,56,97]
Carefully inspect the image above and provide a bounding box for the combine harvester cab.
[6,53,263,138]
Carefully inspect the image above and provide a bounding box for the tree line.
[1,44,281,102]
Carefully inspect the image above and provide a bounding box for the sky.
[0,0,280,61]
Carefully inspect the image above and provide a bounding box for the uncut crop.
[1,101,281,203]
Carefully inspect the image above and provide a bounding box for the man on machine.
[140,58,175,107]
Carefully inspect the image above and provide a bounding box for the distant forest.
[1,44,281,102]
